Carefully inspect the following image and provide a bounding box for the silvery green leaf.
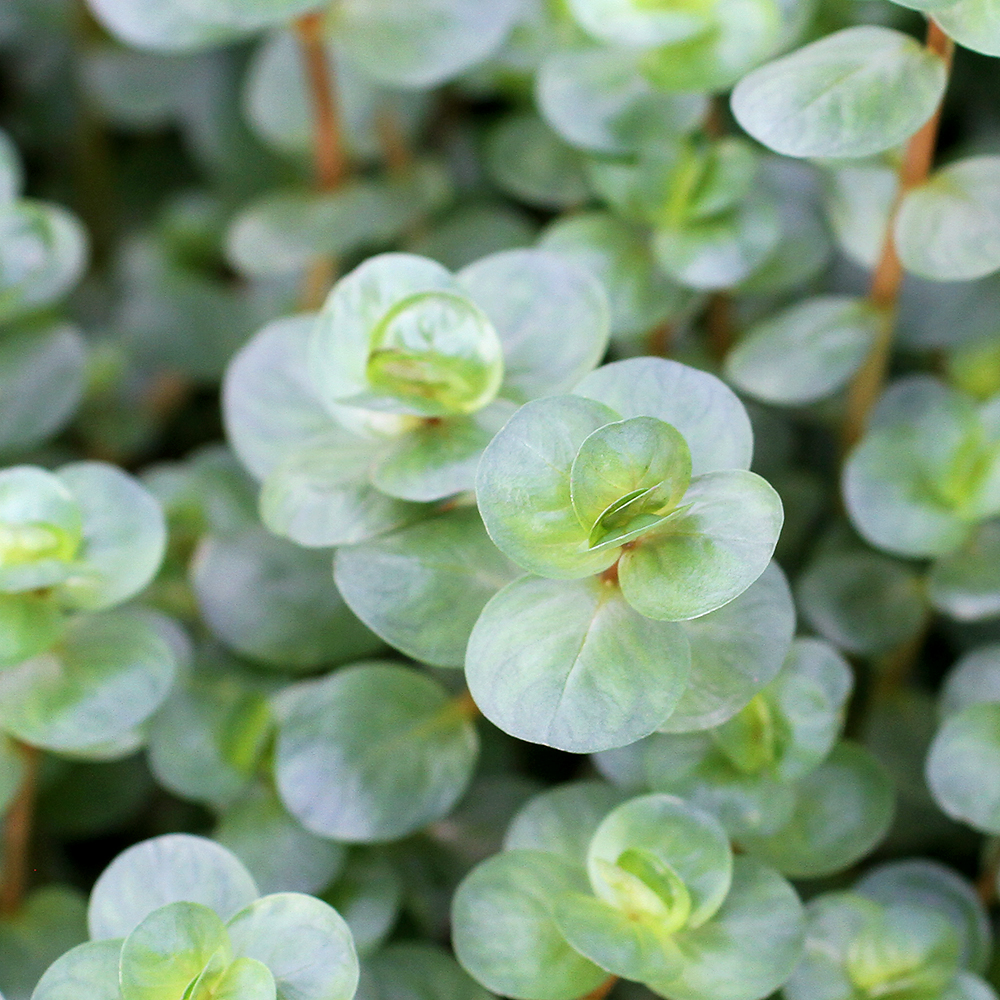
[731,26,948,159]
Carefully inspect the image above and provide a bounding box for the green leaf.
[856,859,992,975]
[226,893,358,1000]
[896,157,1000,281]
[927,703,1000,833]
[643,856,804,1000]
[222,317,339,483]
[618,470,783,621]
[0,129,22,202]
[0,200,87,324]
[663,561,796,732]
[275,662,478,841]
[458,249,610,404]
[322,852,401,956]
[731,26,948,159]
[309,253,459,413]
[30,940,123,1000]
[652,198,781,291]
[588,794,733,929]
[553,892,685,986]
[191,527,381,670]
[259,435,426,548]
[936,0,1000,58]
[87,834,259,941]
[333,507,519,668]
[566,0,709,48]
[363,291,503,418]
[0,322,86,457]
[639,0,782,93]
[360,942,492,1000]
[147,656,271,809]
[0,886,88,1000]
[119,902,230,1000]
[0,609,178,754]
[86,0,242,51]
[0,466,82,594]
[465,575,691,752]
[485,113,589,211]
[55,462,166,612]
[475,394,622,579]
[0,593,62,668]
[822,163,897,270]
[842,378,993,558]
[329,0,522,87]
[796,549,928,655]
[213,786,346,897]
[174,0,324,31]
[940,645,1000,716]
[536,47,706,156]
[189,957,275,1000]
[226,170,450,280]
[452,850,607,1000]
[740,743,895,878]
[370,402,515,502]
[725,297,880,406]
[504,781,629,867]
[540,211,696,344]
[574,358,754,475]
[570,417,692,543]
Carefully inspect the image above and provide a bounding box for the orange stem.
[581,977,619,1000]
[842,19,954,450]
[0,744,40,917]
[294,12,349,192]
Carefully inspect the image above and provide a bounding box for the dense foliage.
[1,0,1000,998]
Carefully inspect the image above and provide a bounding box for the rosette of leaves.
[843,377,1000,566]
[564,0,792,94]
[0,462,178,755]
[469,356,785,752]
[784,859,996,1000]
[926,644,1000,834]
[585,133,783,293]
[593,640,895,878]
[453,793,805,1000]
[223,250,609,547]
[642,639,852,835]
[32,833,359,1000]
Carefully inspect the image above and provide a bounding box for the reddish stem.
[0,744,41,917]
[842,19,954,450]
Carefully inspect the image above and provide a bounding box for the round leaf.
[725,296,880,406]
[226,893,358,1000]
[731,26,948,159]
[465,575,691,753]
[0,609,178,754]
[574,358,754,476]
[929,521,1000,621]
[452,849,607,1000]
[275,662,478,841]
[192,527,381,670]
[927,703,1000,833]
[87,834,259,941]
[30,940,123,1000]
[896,156,1000,281]
[333,507,519,668]
[457,249,610,404]
[617,470,783,621]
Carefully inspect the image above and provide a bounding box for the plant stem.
[646,320,675,358]
[453,688,481,721]
[841,19,954,450]
[294,11,349,309]
[705,293,734,362]
[581,977,619,1000]
[294,11,349,192]
[376,106,414,177]
[0,744,41,917]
